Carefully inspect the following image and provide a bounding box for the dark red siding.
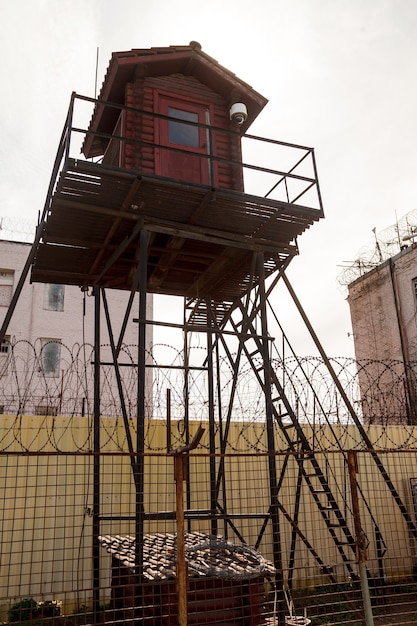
[107,72,244,191]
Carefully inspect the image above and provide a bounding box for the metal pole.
[183,302,192,530]
[92,286,101,619]
[257,253,286,624]
[135,229,148,617]
[347,451,375,626]
[206,307,218,537]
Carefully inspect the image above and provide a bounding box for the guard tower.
[1,42,331,624]
[3,41,417,626]
[30,42,321,307]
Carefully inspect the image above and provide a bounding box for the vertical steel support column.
[92,286,101,619]
[215,341,228,538]
[135,229,148,615]
[182,311,192,531]
[206,308,218,537]
[257,253,286,622]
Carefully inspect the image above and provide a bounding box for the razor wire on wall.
[1,339,417,453]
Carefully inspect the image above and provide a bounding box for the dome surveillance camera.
[230,102,248,125]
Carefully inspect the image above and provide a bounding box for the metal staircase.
[185,257,417,593]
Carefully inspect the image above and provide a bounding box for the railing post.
[64,91,76,162]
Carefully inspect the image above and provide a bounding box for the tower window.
[168,107,199,147]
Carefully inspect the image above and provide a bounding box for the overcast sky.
[1,0,416,357]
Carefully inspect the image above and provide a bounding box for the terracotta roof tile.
[99,531,274,581]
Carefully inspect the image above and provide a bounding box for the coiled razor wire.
[2,339,417,452]
[185,539,274,580]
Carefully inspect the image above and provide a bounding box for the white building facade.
[0,239,153,417]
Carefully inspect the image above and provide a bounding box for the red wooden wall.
[108,72,244,191]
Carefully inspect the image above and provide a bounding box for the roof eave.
[82,45,268,158]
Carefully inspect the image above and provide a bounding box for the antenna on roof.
[94,47,99,99]
[372,227,383,262]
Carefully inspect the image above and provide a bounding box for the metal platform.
[32,159,321,305]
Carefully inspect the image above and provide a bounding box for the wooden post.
[347,451,375,626]
[174,454,188,626]
[169,426,205,626]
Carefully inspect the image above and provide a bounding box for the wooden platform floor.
[31,159,322,322]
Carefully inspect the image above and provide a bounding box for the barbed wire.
[338,208,417,286]
[0,215,37,243]
[1,339,417,454]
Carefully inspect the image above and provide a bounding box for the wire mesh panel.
[1,438,417,624]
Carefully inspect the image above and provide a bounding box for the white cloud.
[1,0,416,356]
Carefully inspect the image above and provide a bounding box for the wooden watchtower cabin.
[27,41,323,323]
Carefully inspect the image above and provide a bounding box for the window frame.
[40,338,62,378]
[0,270,14,307]
[0,334,10,354]
[43,283,65,312]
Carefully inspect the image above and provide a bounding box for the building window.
[43,284,65,311]
[0,270,14,307]
[0,335,10,377]
[35,405,58,416]
[40,339,61,377]
[0,335,10,354]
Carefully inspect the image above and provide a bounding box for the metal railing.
[40,92,324,225]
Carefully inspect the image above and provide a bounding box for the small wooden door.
[157,95,212,185]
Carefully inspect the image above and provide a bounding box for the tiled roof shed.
[99,532,274,625]
[99,531,274,580]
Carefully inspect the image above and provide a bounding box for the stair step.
[328,523,348,529]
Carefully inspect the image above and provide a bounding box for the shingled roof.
[83,41,268,157]
[99,532,274,581]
